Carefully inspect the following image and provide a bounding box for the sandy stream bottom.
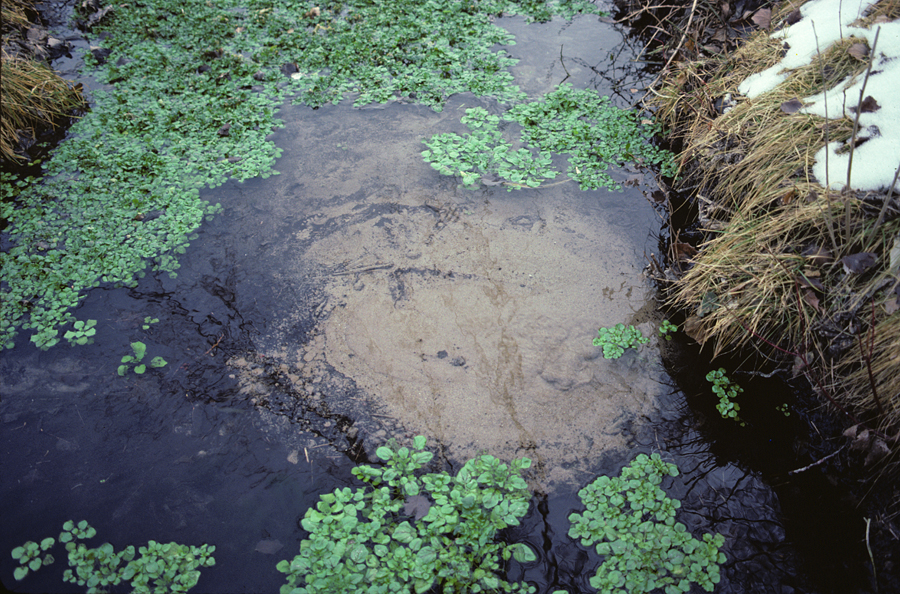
[226,88,671,491]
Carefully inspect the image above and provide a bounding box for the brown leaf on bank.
[859,95,880,113]
[796,272,824,292]
[802,244,833,266]
[786,9,802,25]
[842,252,878,274]
[672,242,698,262]
[792,352,808,377]
[752,8,772,30]
[682,315,707,343]
[711,28,728,43]
[848,42,869,61]
[885,282,900,314]
[720,2,732,20]
[779,188,797,205]
[781,98,803,114]
[304,6,320,17]
[802,288,823,313]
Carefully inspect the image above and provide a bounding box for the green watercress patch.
[12,520,214,593]
[277,435,536,594]
[569,453,727,593]
[422,84,676,191]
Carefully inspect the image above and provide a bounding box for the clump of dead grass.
[648,0,900,456]
[1,2,84,161]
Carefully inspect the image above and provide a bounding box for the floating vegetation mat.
[0,0,607,352]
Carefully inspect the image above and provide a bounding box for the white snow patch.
[736,0,900,192]
[738,0,873,98]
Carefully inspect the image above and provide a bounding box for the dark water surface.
[0,10,875,594]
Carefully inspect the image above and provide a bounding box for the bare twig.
[787,444,846,475]
[865,517,878,593]
[649,0,699,90]
[559,44,570,84]
[811,21,839,253]
[858,298,885,416]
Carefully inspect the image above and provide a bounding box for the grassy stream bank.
[627,0,899,589]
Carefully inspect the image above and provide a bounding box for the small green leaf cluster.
[658,319,677,341]
[11,520,215,593]
[142,316,159,330]
[777,403,791,417]
[593,323,649,359]
[705,368,745,425]
[423,107,557,190]
[277,435,536,594]
[422,84,677,191]
[568,454,726,594]
[64,319,97,346]
[118,341,167,376]
[11,537,55,581]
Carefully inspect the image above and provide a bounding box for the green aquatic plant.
[64,319,97,346]
[118,341,167,376]
[568,453,726,594]
[142,316,159,330]
[658,319,677,341]
[706,368,745,425]
[593,323,649,359]
[277,435,536,594]
[422,84,677,191]
[11,520,215,593]
[1,0,604,352]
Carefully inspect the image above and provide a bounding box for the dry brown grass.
[0,50,84,162]
[1,0,85,161]
[648,0,900,449]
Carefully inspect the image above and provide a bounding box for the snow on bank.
[737,0,900,192]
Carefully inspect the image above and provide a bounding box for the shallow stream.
[0,9,877,594]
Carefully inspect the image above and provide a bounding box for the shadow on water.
[0,10,883,594]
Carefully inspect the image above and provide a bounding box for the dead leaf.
[404,495,431,521]
[752,8,771,30]
[843,424,860,439]
[842,252,878,274]
[858,95,880,113]
[886,281,900,314]
[683,315,706,343]
[792,352,808,377]
[802,288,822,313]
[779,188,797,205]
[304,6,320,17]
[780,98,803,114]
[254,539,284,555]
[850,429,871,452]
[848,43,869,60]
[786,9,802,25]
[802,244,832,266]
[796,273,824,292]
[864,438,890,466]
[672,242,698,261]
[720,1,731,20]
[711,28,728,43]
